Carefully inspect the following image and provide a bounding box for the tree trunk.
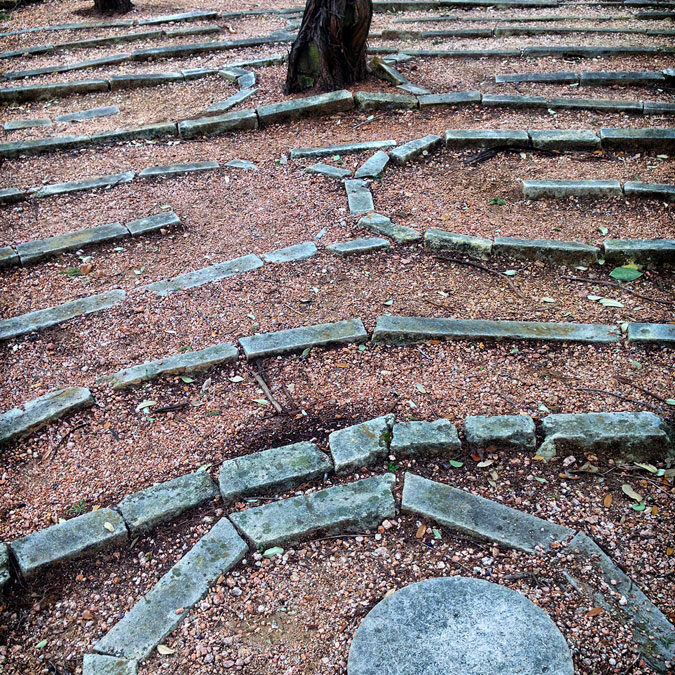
[285,0,372,94]
[93,0,132,14]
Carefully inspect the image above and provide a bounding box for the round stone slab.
[348,577,574,675]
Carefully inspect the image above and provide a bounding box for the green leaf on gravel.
[666,399,675,406]
[534,477,547,483]
[383,299,394,306]
[263,546,284,558]
[540,297,556,303]
[504,269,517,276]
[449,460,464,468]
[358,344,367,351]
[415,383,427,394]
[598,226,609,235]
[432,528,442,539]
[598,298,624,308]
[229,375,245,383]
[634,462,658,474]
[135,400,156,413]
[631,503,647,512]
[180,376,194,383]
[621,483,643,503]
[253,399,269,406]
[301,347,312,358]
[609,266,642,282]
[35,640,47,649]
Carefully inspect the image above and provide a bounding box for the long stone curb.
[522,179,675,202]
[496,69,671,86]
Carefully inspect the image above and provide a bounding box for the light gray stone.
[88,123,178,146]
[359,213,421,244]
[138,161,219,179]
[389,134,442,165]
[290,140,396,159]
[418,91,481,107]
[82,654,138,675]
[522,180,623,199]
[354,91,418,111]
[424,229,492,259]
[257,90,354,127]
[93,519,247,660]
[109,72,183,91]
[126,211,180,236]
[240,318,368,359]
[348,577,574,675]
[370,58,408,85]
[345,179,375,214]
[0,543,9,588]
[445,129,530,148]
[465,414,536,450]
[11,508,127,578]
[401,473,574,553]
[529,129,600,150]
[603,239,675,267]
[481,94,548,109]
[225,159,258,171]
[33,171,136,198]
[493,237,599,265]
[327,237,390,256]
[580,70,665,85]
[0,79,109,105]
[0,134,91,159]
[229,474,396,548]
[391,419,460,457]
[396,82,432,95]
[262,242,317,263]
[0,387,94,446]
[0,290,126,341]
[0,247,19,268]
[540,412,672,461]
[546,96,643,114]
[305,163,352,179]
[118,471,219,533]
[372,315,621,345]
[102,342,238,390]
[627,323,675,345]
[182,67,219,80]
[0,187,27,204]
[178,109,258,138]
[599,128,675,151]
[141,254,263,296]
[219,441,333,503]
[205,88,258,115]
[237,72,256,89]
[329,414,394,474]
[139,10,220,25]
[4,118,51,131]
[624,182,675,202]
[17,223,128,265]
[354,151,390,179]
[219,66,251,81]
[643,100,675,115]
[55,106,120,123]
[564,533,675,671]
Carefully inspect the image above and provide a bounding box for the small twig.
[561,275,675,307]
[281,382,301,413]
[422,296,453,311]
[353,112,386,129]
[614,376,670,404]
[153,402,189,414]
[248,366,284,414]
[45,422,89,460]
[434,253,525,299]
[282,301,303,315]
[574,387,663,413]
[416,346,432,360]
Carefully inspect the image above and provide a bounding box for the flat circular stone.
[348,576,574,675]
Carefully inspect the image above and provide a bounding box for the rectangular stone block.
[465,415,536,450]
[10,508,127,578]
[33,171,136,199]
[522,180,623,199]
[445,129,530,149]
[204,88,258,115]
[138,10,220,24]
[126,211,180,236]
[624,182,675,202]
[371,315,620,345]
[495,72,578,84]
[240,318,368,359]
[528,129,600,151]
[110,73,184,92]
[424,229,492,259]
[219,66,250,81]
[257,90,354,127]
[4,118,51,131]
[345,179,374,214]
[55,106,120,123]
[117,472,219,533]
[418,91,481,107]
[93,519,247,660]
[262,242,317,263]
[481,94,548,109]
[600,128,675,151]
[546,97,643,113]
[603,239,675,267]
[327,237,390,256]
[138,161,219,179]
[540,412,672,461]
[354,91,418,111]
[391,420,461,457]
[0,134,91,159]
[165,24,221,38]
[354,151,390,179]
[397,83,432,95]
[359,213,421,244]
[0,187,27,204]
[0,247,19,268]
[229,474,396,548]
[305,163,352,179]
[627,323,675,345]
[102,342,238,390]
[141,254,263,296]
[17,223,128,265]
[390,135,442,165]
[329,415,394,473]
[643,100,675,115]
[401,473,574,554]
[88,123,178,146]
[178,110,258,138]
[579,71,665,85]
[370,58,408,85]
[0,290,126,341]
[83,655,137,675]
[0,387,94,445]
[290,140,396,159]
[219,441,333,503]
[0,544,8,588]
[0,80,109,105]
[493,237,599,265]
[182,67,219,80]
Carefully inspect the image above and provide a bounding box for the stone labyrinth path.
[0,0,674,673]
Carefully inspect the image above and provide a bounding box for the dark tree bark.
[285,0,372,94]
[93,0,132,14]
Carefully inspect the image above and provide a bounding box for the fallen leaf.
[415,524,426,539]
[449,460,463,468]
[335,363,350,368]
[476,459,494,468]
[157,645,175,655]
[603,494,613,508]
[103,522,115,532]
[587,607,603,617]
[621,484,643,503]
[135,399,157,413]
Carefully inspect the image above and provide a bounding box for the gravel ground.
[1,1,674,673]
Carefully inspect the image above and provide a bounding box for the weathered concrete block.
[89,123,178,147]
[0,247,19,268]
[229,474,396,548]
[529,129,600,150]
[225,159,257,171]
[354,151,390,179]
[219,441,333,503]
[0,134,91,159]
[481,94,548,109]
[237,72,256,89]
[643,100,675,115]
[17,223,128,265]
[424,229,492,260]
[389,135,442,165]
[327,237,390,256]
[445,129,530,149]
[465,415,536,450]
[93,519,247,660]
[493,237,599,265]
[540,412,672,461]
[599,127,675,151]
[329,414,394,473]
[522,180,623,199]
[240,318,368,359]
[0,79,109,105]
[624,182,675,202]
[359,213,421,244]
[219,66,251,81]
[102,342,238,390]
[204,88,258,115]
[372,315,620,345]
[257,90,354,126]
[109,72,183,92]
[138,161,219,178]
[126,211,180,236]
[546,96,643,113]
[4,118,51,131]
[354,91,418,111]
[401,473,573,553]
[397,83,432,96]
[627,323,675,345]
[141,254,263,296]
[291,140,396,159]
[305,163,352,179]
[0,187,27,204]
[603,239,675,267]
[0,290,126,341]
[11,508,127,578]
[0,387,94,445]
[345,179,375,214]
[178,109,258,138]
[418,91,481,107]
[369,58,408,85]
[580,70,665,86]
[262,242,317,263]
[55,106,120,123]
[33,171,136,199]
[118,471,219,533]
[391,419,460,457]
[82,655,137,675]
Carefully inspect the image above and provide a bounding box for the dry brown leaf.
[587,607,603,617]
[415,524,426,539]
[603,494,612,508]
[335,363,350,368]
